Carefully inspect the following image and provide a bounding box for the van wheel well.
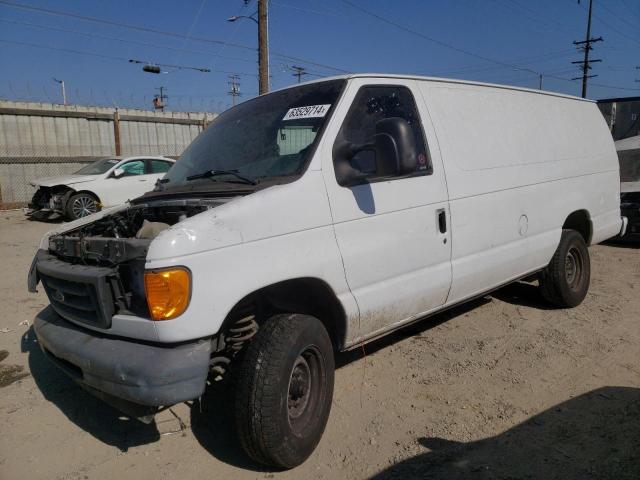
[562,210,592,245]
[222,278,347,352]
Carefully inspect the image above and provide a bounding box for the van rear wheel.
[539,229,590,308]
[235,313,334,469]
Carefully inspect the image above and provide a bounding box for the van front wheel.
[235,313,334,469]
[539,229,590,308]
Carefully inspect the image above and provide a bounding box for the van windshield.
[163,80,346,187]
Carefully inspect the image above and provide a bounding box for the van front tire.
[539,229,590,308]
[235,313,334,469]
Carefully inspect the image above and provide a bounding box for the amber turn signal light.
[144,267,191,320]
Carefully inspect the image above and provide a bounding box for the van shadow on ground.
[370,386,640,480]
[603,238,640,249]
[21,325,161,452]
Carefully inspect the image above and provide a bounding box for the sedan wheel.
[66,193,99,220]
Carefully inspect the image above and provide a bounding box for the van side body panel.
[419,81,621,304]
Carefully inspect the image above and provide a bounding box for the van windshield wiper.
[185,169,257,185]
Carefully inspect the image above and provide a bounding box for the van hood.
[31,174,99,188]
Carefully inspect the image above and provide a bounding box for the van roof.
[273,73,593,103]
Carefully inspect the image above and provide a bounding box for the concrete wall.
[0,100,217,205]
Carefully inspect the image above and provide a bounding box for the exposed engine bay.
[48,199,222,265]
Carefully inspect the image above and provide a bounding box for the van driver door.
[321,79,452,344]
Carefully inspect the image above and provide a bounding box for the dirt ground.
[0,209,638,480]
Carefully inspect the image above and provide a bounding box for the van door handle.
[437,209,447,234]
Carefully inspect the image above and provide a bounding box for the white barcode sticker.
[283,104,331,120]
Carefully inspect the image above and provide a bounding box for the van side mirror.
[334,117,418,187]
[112,167,125,179]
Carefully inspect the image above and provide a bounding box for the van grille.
[36,253,119,329]
[40,273,113,328]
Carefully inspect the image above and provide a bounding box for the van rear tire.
[234,313,334,469]
[539,229,590,308]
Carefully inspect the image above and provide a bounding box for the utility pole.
[258,0,269,94]
[153,86,167,111]
[291,65,308,83]
[572,0,603,98]
[538,74,543,90]
[52,78,66,105]
[228,74,241,106]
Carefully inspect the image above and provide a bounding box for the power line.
[0,0,349,74]
[597,2,640,39]
[494,0,567,29]
[620,0,640,22]
[429,49,578,77]
[0,0,254,51]
[339,0,570,84]
[0,18,257,64]
[576,0,640,46]
[0,38,129,62]
[173,0,208,65]
[0,38,259,76]
[270,1,340,17]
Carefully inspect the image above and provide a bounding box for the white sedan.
[27,155,176,220]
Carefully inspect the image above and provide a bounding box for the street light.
[52,77,66,105]
[227,0,269,95]
[129,59,211,74]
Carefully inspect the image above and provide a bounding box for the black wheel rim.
[287,345,325,435]
[565,246,583,290]
[71,196,97,218]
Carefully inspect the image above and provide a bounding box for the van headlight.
[144,267,191,320]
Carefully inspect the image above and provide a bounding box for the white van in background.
[29,75,625,468]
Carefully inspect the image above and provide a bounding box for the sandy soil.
[0,209,638,480]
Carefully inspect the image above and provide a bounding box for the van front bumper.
[33,306,211,410]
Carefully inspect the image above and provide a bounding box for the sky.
[0,0,639,112]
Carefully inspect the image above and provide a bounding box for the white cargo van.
[29,75,625,468]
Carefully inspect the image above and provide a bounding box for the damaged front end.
[30,199,221,325]
[29,198,225,419]
[26,186,72,221]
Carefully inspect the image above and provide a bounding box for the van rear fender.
[562,209,592,245]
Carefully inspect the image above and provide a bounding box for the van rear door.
[322,79,452,342]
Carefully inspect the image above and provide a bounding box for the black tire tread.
[539,229,590,308]
[234,313,333,468]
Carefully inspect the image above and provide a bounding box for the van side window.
[336,85,431,180]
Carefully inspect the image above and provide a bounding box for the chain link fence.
[0,101,216,209]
